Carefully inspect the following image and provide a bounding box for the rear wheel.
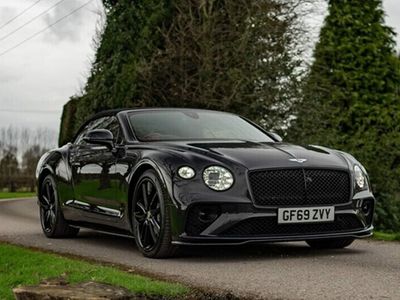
[39,174,79,238]
[132,170,178,258]
[306,238,354,249]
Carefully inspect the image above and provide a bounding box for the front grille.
[222,215,363,237]
[248,169,350,206]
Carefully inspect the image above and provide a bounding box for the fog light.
[361,200,372,215]
[199,211,217,223]
[186,204,221,236]
[198,206,221,224]
[361,199,374,225]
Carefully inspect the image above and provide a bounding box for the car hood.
[160,141,350,171]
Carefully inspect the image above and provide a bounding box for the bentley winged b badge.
[289,158,307,163]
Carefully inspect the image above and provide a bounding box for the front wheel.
[132,170,178,258]
[306,238,355,249]
[39,174,79,238]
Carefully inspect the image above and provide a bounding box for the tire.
[306,237,355,249]
[39,174,80,238]
[132,169,178,258]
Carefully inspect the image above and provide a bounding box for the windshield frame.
[126,109,276,143]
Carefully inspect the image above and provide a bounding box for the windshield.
[128,110,274,142]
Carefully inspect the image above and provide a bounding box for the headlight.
[203,166,234,191]
[178,166,195,179]
[354,165,366,189]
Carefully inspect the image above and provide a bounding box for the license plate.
[277,206,335,224]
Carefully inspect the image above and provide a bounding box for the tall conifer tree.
[290,0,400,230]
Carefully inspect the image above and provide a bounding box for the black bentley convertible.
[36,108,375,258]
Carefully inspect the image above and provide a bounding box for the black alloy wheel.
[134,178,162,251]
[40,176,57,233]
[132,170,177,258]
[39,175,79,238]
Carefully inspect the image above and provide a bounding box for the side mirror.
[269,132,283,142]
[83,129,114,149]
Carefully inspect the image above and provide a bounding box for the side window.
[73,116,124,145]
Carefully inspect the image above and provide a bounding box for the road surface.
[0,198,399,299]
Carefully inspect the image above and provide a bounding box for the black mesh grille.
[248,169,351,206]
[222,215,362,237]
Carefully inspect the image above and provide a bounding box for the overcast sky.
[0,0,103,135]
[0,0,399,140]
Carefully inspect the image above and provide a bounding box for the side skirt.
[68,221,134,239]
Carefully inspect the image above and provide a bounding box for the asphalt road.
[0,198,399,300]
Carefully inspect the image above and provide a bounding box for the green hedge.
[60,0,304,144]
[59,97,79,146]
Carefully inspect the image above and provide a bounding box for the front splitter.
[172,226,373,246]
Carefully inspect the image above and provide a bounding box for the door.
[69,116,121,219]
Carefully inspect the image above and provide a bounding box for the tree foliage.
[0,147,19,178]
[289,0,400,231]
[0,127,53,192]
[22,145,47,178]
[68,0,172,136]
[136,0,303,129]
[59,0,306,145]
[59,97,79,146]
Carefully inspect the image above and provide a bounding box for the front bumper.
[173,194,375,245]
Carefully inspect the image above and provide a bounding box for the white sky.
[0,0,399,139]
[0,0,103,134]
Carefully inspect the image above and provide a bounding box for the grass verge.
[0,192,36,200]
[373,231,400,241]
[0,243,189,300]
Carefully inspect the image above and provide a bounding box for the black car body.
[36,108,375,257]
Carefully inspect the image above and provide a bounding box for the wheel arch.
[36,149,68,204]
[37,166,55,199]
[127,160,174,230]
